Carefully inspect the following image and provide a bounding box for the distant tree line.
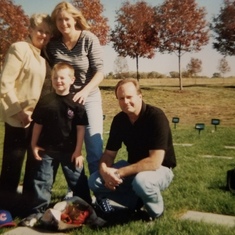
[105,70,234,80]
[110,55,232,79]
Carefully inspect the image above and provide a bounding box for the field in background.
[101,77,235,87]
[101,78,235,128]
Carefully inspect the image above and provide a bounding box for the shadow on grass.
[92,206,151,228]
[100,86,115,91]
[100,84,235,91]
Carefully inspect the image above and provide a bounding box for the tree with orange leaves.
[71,0,110,45]
[110,1,156,80]
[0,0,29,70]
[151,0,209,90]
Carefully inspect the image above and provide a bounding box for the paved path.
[224,146,235,149]
[180,210,235,227]
[3,227,65,235]
[173,143,193,146]
[201,155,234,160]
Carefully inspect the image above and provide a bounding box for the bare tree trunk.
[136,55,140,81]
[0,54,2,73]
[178,49,183,90]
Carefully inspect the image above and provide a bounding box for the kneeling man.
[89,78,176,220]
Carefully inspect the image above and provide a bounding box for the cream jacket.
[0,40,46,127]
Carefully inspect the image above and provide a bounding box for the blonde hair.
[51,1,90,37]
[29,13,53,31]
[115,79,142,98]
[51,62,75,79]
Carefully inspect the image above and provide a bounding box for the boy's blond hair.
[51,62,75,79]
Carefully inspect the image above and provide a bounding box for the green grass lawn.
[0,83,235,234]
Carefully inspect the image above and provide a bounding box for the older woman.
[0,13,53,201]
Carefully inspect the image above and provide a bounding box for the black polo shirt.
[106,102,176,168]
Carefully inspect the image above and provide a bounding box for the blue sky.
[14,0,235,77]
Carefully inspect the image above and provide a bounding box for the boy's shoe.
[63,190,73,200]
[18,213,41,227]
[134,198,144,211]
[95,198,115,213]
[149,211,164,221]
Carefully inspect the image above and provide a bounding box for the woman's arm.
[73,32,104,104]
[0,44,24,115]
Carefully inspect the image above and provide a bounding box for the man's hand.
[101,167,123,191]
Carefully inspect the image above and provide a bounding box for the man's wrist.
[99,162,107,174]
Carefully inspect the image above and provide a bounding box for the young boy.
[21,62,91,227]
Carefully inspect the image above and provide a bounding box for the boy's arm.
[71,125,85,168]
[31,123,44,160]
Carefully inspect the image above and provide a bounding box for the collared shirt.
[106,102,176,168]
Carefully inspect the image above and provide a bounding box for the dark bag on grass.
[226,168,235,194]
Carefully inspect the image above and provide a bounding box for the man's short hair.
[114,78,141,98]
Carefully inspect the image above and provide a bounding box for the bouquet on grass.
[41,196,106,230]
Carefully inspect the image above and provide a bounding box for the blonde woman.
[0,13,53,208]
[47,2,104,201]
